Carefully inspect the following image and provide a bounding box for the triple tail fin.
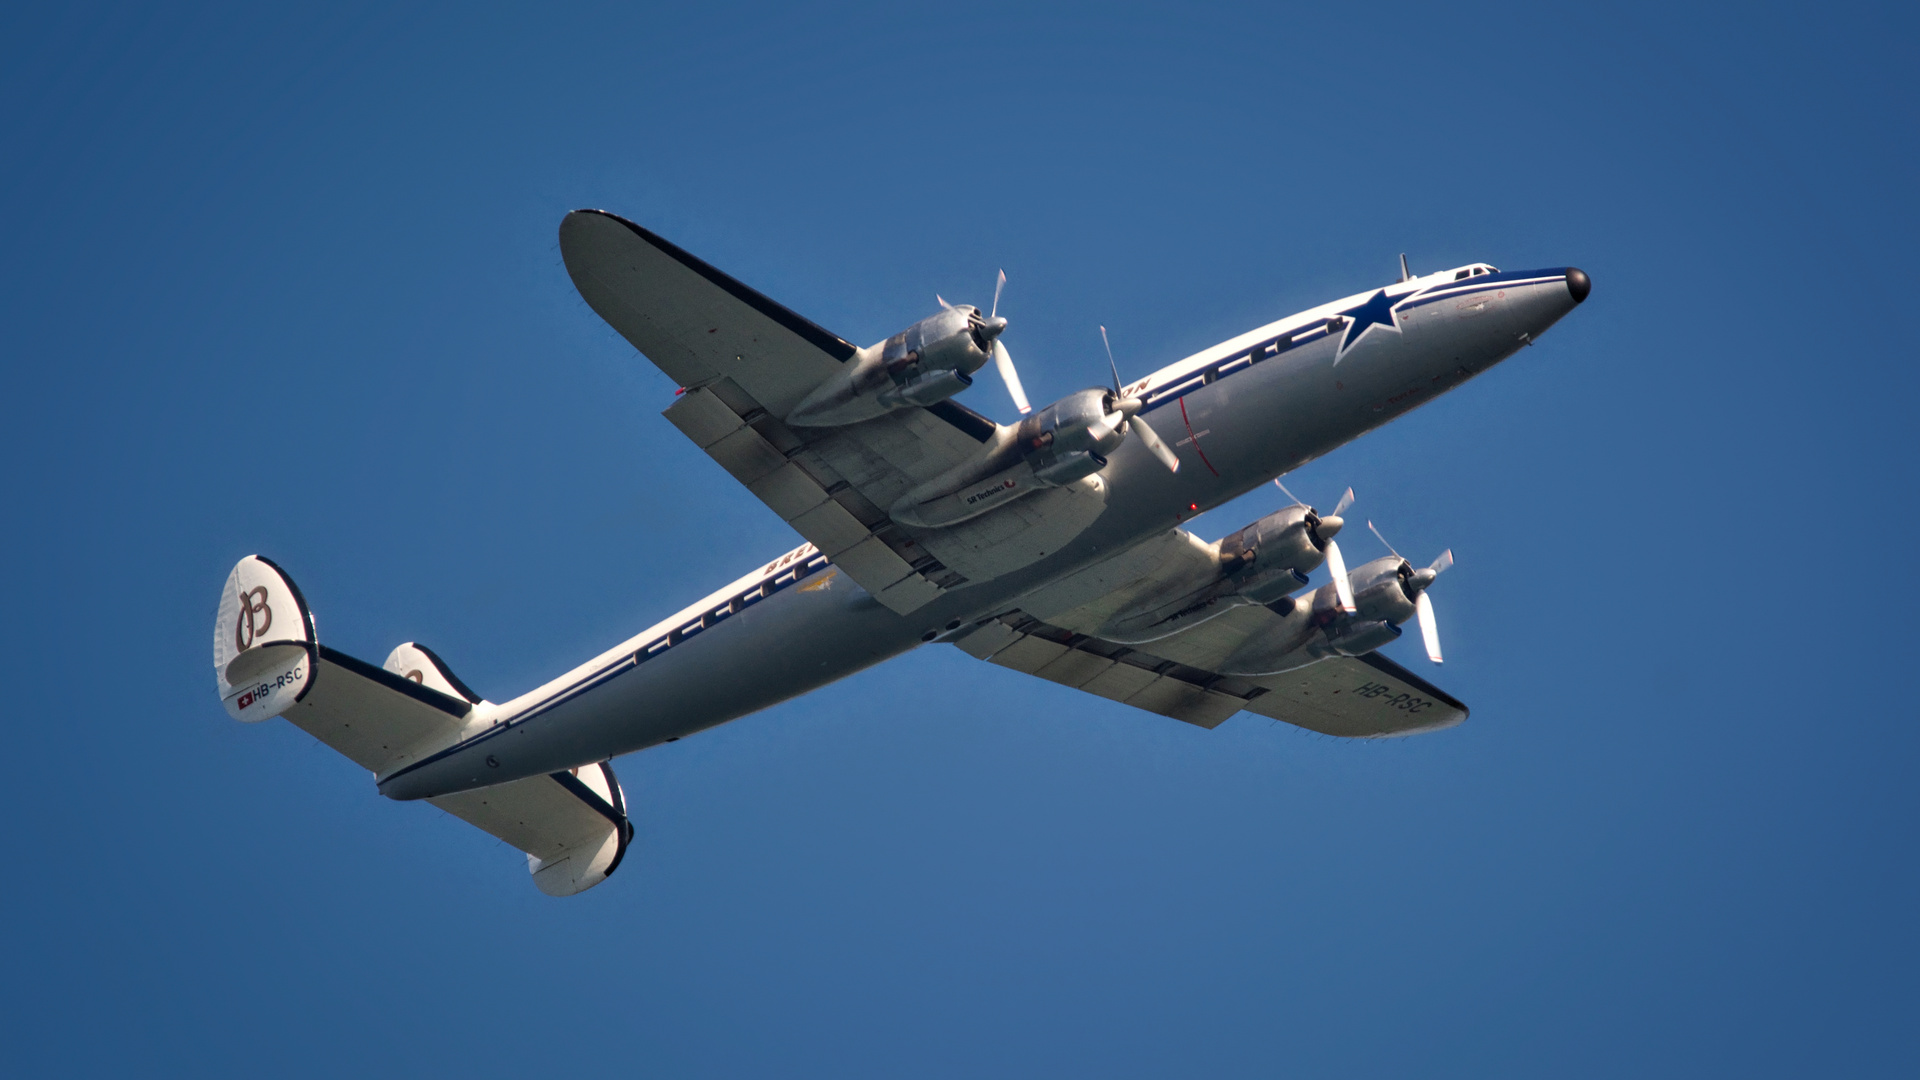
[212,556,633,896]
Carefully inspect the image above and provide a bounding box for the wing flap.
[661,383,948,614]
[965,616,1259,730]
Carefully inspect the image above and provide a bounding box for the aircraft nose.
[1565,267,1592,304]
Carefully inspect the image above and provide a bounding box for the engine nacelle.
[1348,555,1421,626]
[1014,387,1126,476]
[892,387,1126,527]
[787,306,1005,426]
[1319,618,1403,658]
[1217,505,1334,603]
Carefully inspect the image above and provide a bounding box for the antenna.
[1399,253,1412,282]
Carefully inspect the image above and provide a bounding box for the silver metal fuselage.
[378,267,1583,800]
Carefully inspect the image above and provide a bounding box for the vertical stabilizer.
[215,555,317,722]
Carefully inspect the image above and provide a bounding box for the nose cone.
[982,316,1009,339]
[1565,267,1592,304]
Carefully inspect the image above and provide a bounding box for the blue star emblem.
[1333,289,1409,362]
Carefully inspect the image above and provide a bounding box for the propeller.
[1367,520,1453,664]
[991,270,1031,415]
[1098,326,1180,473]
[939,270,1030,414]
[1274,480,1356,612]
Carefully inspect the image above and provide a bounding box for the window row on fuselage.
[632,552,834,665]
[1138,316,1343,416]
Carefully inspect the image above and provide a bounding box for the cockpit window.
[1455,269,1471,280]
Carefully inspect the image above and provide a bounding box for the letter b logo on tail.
[235,586,273,651]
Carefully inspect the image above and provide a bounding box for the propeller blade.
[1415,590,1443,663]
[1325,538,1356,613]
[1367,519,1402,559]
[993,339,1032,415]
[991,269,1006,319]
[1273,478,1305,507]
[1129,413,1181,473]
[1429,548,1454,576]
[1331,486,1355,518]
[936,294,953,310]
[1099,325,1124,397]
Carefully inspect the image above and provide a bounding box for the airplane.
[212,210,1590,895]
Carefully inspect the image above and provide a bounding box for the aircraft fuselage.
[377,265,1586,800]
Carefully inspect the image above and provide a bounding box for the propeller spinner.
[1098,326,1180,473]
[1274,481,1357,612]
[939,270,1028,414]
[1367,519,1453,664]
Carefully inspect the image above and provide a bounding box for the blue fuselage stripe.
[378,555,835,785]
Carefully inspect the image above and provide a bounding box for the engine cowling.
[787,306,1006,426]
[891,387,1128,527]
[1013,388,1126,483]
[1347,555,1424,626]
[1217,504,1343,603]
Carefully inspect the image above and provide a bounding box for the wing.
[951,608,1466,738]
[561,209,1000,614]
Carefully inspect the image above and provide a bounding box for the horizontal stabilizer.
[294,646,472,774]
[213,555,634,896]
[431,763,633,897]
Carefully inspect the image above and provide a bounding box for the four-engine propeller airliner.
[213,210,1590,894]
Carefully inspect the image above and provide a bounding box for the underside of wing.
[560,209,855,414]
[951,609,1466,738]
[560,209,1007,613]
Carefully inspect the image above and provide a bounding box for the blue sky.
[4,1,1917,1075]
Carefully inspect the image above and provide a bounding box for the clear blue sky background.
[4,2,1916,1075]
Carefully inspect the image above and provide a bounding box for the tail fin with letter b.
[212,555,633,896]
